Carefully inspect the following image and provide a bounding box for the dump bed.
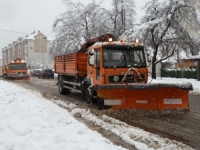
[55,53,87,77]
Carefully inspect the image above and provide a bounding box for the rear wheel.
[58,76,67,95]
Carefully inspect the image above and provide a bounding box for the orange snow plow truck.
[54,34,193,110]
[2,58,30,81]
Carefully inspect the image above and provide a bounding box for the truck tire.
[58,76,67,95]
[82,82,91,103]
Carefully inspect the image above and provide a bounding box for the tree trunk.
[151,56,157,79]
[197,60,200,81]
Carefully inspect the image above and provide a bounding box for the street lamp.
[26,41,28,61]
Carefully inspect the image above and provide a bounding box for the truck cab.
[2,58,30,80]
[87,39,148,86]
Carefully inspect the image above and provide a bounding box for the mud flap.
[95,83,193,110]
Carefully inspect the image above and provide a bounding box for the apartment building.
[2,30,54,69]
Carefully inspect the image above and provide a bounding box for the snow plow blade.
[95,83,193,110]
[3,75,30,81]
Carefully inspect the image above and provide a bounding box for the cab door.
[88,49,101,84]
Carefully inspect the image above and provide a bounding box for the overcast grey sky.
[0,0,147,57]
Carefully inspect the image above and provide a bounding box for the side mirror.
[89,49,94,56]
[89,55,94,66]
[89,49,95,66]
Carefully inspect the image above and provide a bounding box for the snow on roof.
[25,32,40,40]
[162,51,200,62]
[24,31,51,40]
[185,55,200,60]
[178,51,200,60]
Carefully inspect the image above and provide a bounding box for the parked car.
[38,69,54,79]
[30,69,42,77]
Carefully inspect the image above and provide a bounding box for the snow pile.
[55,101,193,150]
[0,80,126,150]
[0,77,198,150]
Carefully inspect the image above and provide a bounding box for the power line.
[0,29,29,35]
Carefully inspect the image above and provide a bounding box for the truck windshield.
[10,63,27,70]
[103,45,146,68]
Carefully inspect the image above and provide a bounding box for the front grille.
[108,74,145,83]
[12,72,26,76]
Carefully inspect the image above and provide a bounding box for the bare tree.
[110,0,136,38]
[49,0,110,57]
[50,0,137,58]
[123,0,200,79]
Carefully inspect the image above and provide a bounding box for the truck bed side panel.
[55,55,65,73]
[55,53,87,77]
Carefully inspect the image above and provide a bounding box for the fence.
[161,69,197,79]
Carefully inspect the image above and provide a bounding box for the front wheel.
[58,76,66,95]
[82,82,91,103]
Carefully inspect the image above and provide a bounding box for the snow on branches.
[123,0,200,78]
[50,0,136,57]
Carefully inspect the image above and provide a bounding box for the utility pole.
[42,36,47,69]
[197,60,200,81]
[42,48,44,69]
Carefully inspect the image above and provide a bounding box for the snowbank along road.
[3,77,200,150]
